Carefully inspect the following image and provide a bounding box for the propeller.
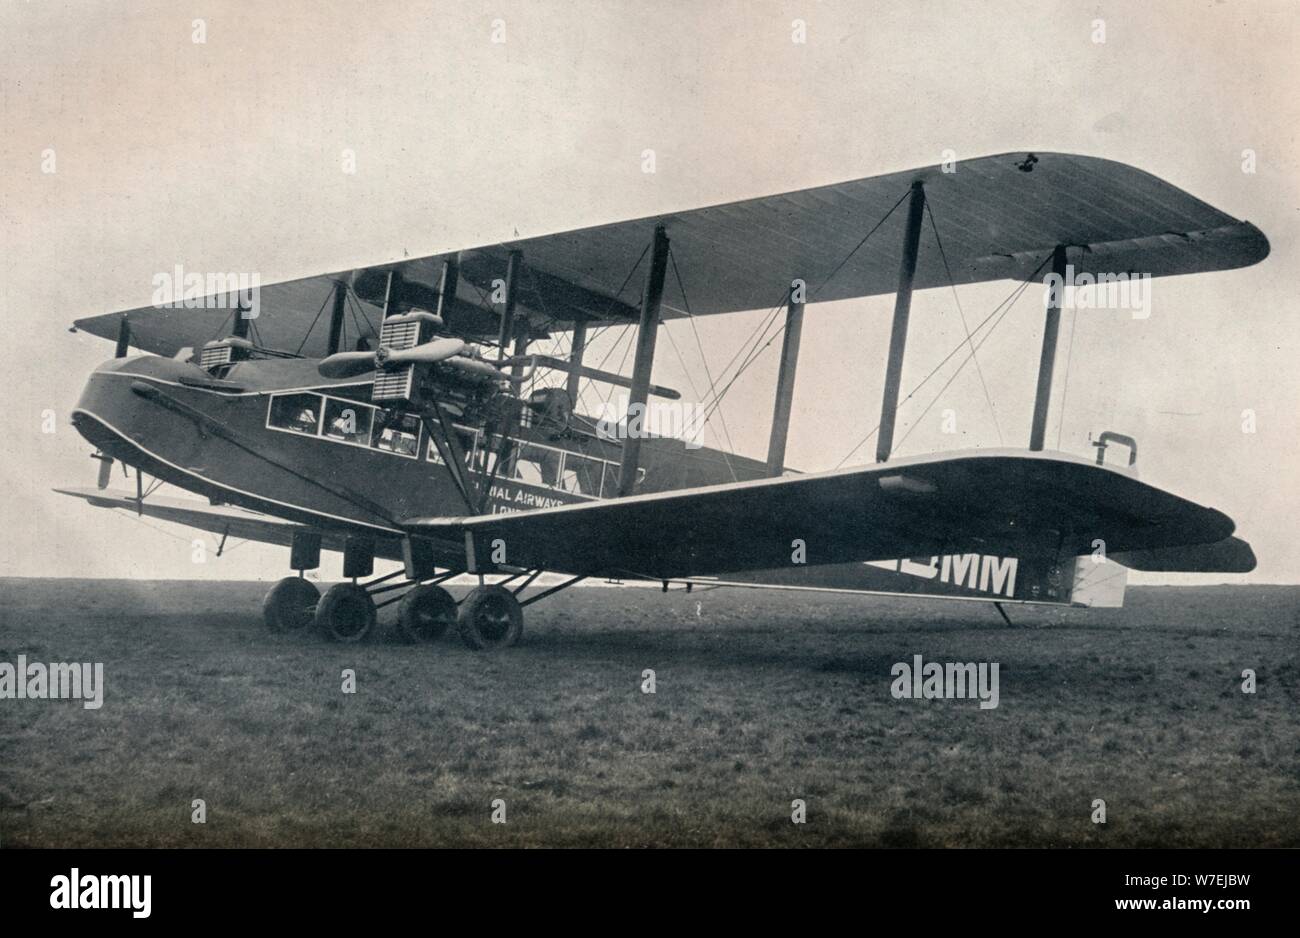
[318,337,467,379]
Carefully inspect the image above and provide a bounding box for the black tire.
[262,576,320,632]
[397,584,456,644]
[457,585,523,651]
[314,583,376,643]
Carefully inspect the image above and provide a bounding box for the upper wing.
[73,152,1268,356]
[403,450,1238,579]
[75,278,386,360]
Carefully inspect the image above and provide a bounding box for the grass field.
[1,578,1297,847]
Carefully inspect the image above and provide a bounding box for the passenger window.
[560,453,604,496]
[475,436,509,476]
[599,465,646,498]
[268,393,323,435]
[428,425,478,466]
[371,410,420,457]
[512,442,561,488]
[322,398,373,446]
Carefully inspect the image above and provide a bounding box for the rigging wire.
[604,323,637,409]
[588,322,635,413]
[891,277,1032,454]
[696,283,789,389]
[661,320,739,481]
[343,288,373,348]
[293,287,336,356]
[667,245,740,461]
[811,188,913,304]
[520,263,561,399]
[111,508,191,544]
[694,300,787,425]
[924,199,1003,446]
[565,241,652,412]
[1055,304,1079,450]
[695,306,789,428]
[113,505,253,558]
[353,288,377,337]
[833,251,1054,468]
[692,186,915,431]
[206,308,236,346]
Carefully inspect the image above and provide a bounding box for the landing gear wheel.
[314,583,376,643]
[397,584,456,644]
[262,576,319,632]
[457,585,523,651]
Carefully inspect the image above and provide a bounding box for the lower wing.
[403,449,1244,579]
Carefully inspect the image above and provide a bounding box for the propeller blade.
[114,316,131,358]
[380,337,467,367]
[317,350,378,378]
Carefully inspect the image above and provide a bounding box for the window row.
[428,422,644,498]
[266,392,644,497]
[267,392,419,458]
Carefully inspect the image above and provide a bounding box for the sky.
[1,0,1296,583]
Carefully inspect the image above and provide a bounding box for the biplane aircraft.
[58,152,1268,649]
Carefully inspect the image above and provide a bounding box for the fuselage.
[70,354,1116,604]
[71,354,767,551]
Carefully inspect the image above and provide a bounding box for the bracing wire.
[667,245,740,461]
[693,187,915,431]
[1056,305,1079,450]
[834,251,1054,468]
[293,287,335,356]
[924,200,1004,446]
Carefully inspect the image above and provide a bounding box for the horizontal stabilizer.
[53,487,403,561]
[1111,536,1256,573]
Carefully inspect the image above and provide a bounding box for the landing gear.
[268,554,581,650]
[397,584,457,643]
[315,583,377,642]
[457,584,524,650]
[262,576,320,632]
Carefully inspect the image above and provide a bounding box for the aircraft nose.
[72,355,175,451]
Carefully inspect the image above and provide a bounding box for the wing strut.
[565,316,588,406]
[618,224,670,497]
[876,181,926,463]
[497,250,524,366]
[436,254,460,324]
[1029,244,1069,450]
[326,278,348,355]
[422,410,478,515]
[765,281,805,476]
[479,251,527,510]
